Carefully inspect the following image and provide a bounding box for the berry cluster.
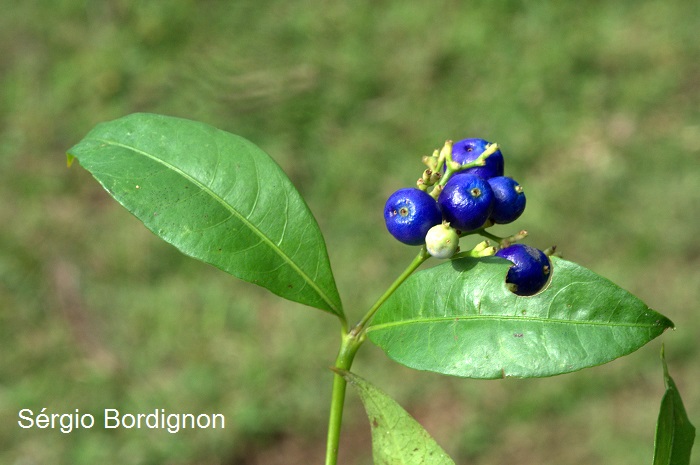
[383,138,551,296]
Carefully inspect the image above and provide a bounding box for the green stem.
[325,331,361,465]
[439,143,500,188]
[324,247,431,465]
[478,229,503,244]
[477,228,528,248]
[351,246,430,337]
[429,143,500,200]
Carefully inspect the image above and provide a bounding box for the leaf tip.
[66,152,76,168]
[660,344,669,377]
[663,315,676,330]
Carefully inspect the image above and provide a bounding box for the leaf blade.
[339,370,456,465]
[68,113,343,316]
[653,347,696,465]
[367,256,673,378]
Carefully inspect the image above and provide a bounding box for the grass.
[1,1,698,464]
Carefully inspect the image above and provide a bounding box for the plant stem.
[351,246,430,337]
[478,228,503,244]
[438,143,500,188]
[324,247,430,465]
[325,331,361,465]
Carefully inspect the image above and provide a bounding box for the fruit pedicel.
[383,138,553,296]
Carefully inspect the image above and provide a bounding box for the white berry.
[425,223,460,259]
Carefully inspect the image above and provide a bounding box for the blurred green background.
[1,1,698,464]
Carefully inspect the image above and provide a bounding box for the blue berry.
[452,138,504,179]
[384,188,442,245]
[487,176,526,224]
[495,244,551,296]
[438,174,494,232]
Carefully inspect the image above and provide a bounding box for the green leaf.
[68,113,343,316]
[653,347,696,465]
[339,370,456,465]
[367,256,673,378]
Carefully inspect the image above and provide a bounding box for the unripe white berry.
[425,223,460,259]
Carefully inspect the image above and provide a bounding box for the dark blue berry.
[452,138,504,179]
[438,174,494,232]
[384,188,442,245]
[487,176,526,224]
[495,244,551,296]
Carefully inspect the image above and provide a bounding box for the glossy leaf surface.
[68,113,343,316]
[367,256,673,378]
[339,370,455,465]
[653,348,696,465]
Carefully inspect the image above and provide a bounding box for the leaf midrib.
[90,136,340,314]
[366,313,662,333]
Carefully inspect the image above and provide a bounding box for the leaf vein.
[90,136,339,313]
[367,314,662,333]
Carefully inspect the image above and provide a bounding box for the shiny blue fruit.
[451,138,504,179]
[438,174,494,232]
[384,188,442,245]
[487,176,526,224]
[495,244,551,296]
